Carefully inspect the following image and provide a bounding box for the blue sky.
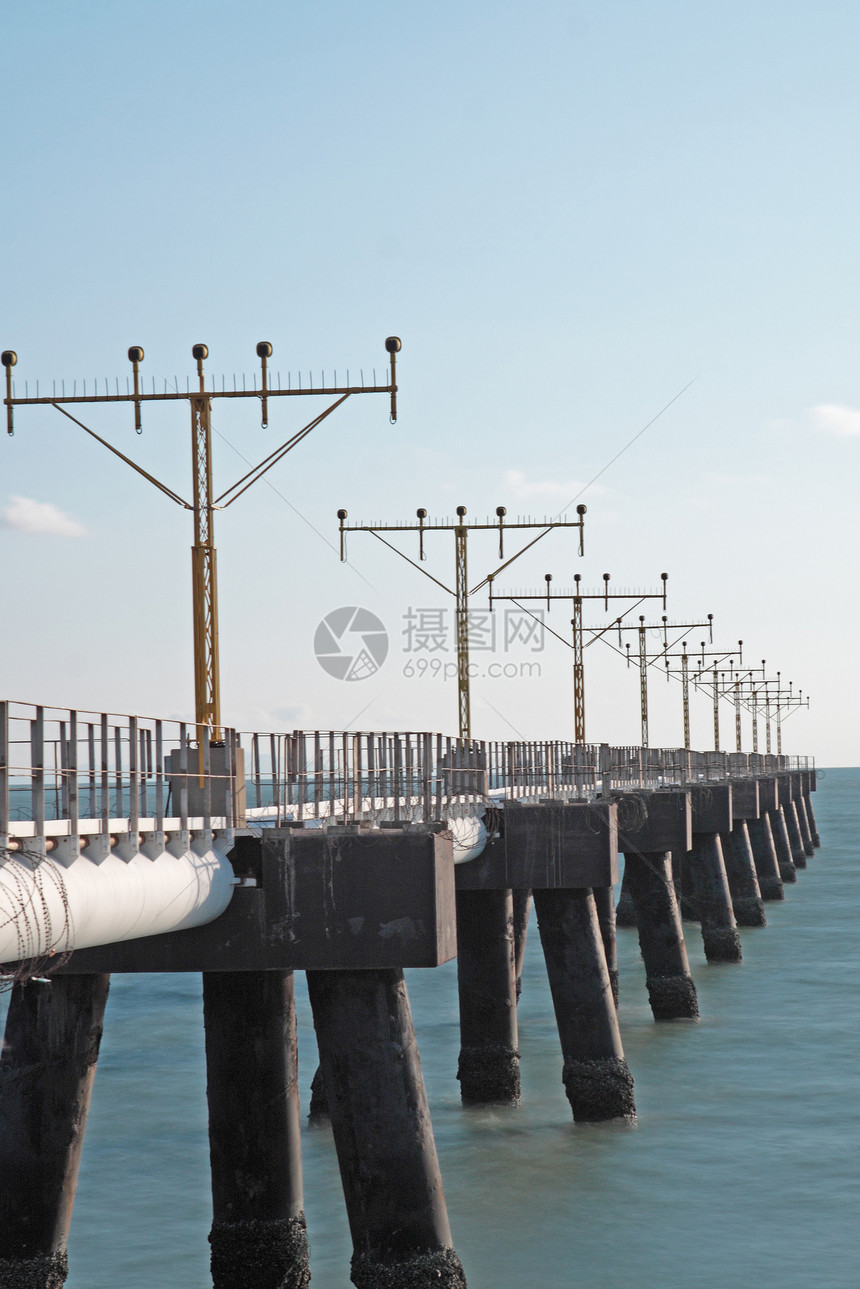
[3,1,858,760]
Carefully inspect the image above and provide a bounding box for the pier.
[0,699,819,1288]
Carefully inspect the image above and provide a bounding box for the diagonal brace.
[51,404,190,507]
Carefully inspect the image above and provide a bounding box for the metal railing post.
[599,743,611,797]
[224,729,235,831]
[68,710,79,837]
[393,734,402,822]
[201,725,212,829]
[100,713,110,836]
[178,723,189,832]
[129,716,139,839]
[31,707,45,839]
[0,701,8,846]
[155,720,164,833]
[59,721,69,821]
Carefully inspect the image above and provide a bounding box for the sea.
[2,769,858,1288]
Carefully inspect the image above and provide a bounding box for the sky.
[2,0,858,763]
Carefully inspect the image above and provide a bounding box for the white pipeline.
[447,814,488,864]
[0,837,236,965]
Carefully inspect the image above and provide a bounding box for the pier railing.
[0,700,243,843]
[0,699,814,845]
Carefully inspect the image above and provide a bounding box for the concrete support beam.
[689,783,732,836]
[456,800,617,891]
[756,777,779,818]
[621,789,693,853]
[0,974,110,1289]
[52,825,458,974]
[621,850,698,1019]
[728,779,759,824]
[306,969,466,1289]
[532,887,635,1122]
[455,889,520,1105]
[203,971,309,1289]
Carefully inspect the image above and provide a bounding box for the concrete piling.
[532,887,636,1122]
[671,849,694,920]
[803,773,821,847]
[784,802,808,870]
[202,970,310,1289]
[455,889,520,1105]
[591,884,619,1007]
[724,781,768,919]
[751,778,788,896]
[721,822,766,926]
[621,850,698,1019]
[795,793,815,857]
[686,834,743,962]
[306,968,466,1289]
[747,813,785,900]
[0,973,110,1289]
[308,1064,329,1123]
[614,870,637,927]
[770,807,798,883]
[511,888,532,1001]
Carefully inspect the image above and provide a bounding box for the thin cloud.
[810,404,860,437]
[1,495,87,537]
[504,469,605,501]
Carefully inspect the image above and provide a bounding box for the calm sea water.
[3,770,858,1288]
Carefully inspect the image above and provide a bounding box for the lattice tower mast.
[730,670,805,755]
[487,572,669,745]
[612,613,715,748]
[692,654,766,752]
[338,505,587,740]
[3,339,401,743]
[663,636,745,750]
